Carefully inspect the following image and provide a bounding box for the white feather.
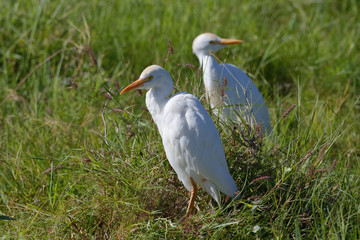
[122,65,238,205]
[193,33,272,133]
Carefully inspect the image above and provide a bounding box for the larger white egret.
[121,65,238,216]
[192,33,272,133]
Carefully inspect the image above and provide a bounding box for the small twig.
[41,165,66,174]
[167,39,174,55]
[250,176,273,185]
[197,67,201,79]
[185,63,196,69]
[295,150,314,172]
[112,108,124,113]
[280,104,296,121]
[329,159,337,172]
[308,165,315,178]
[114,79,120,90]
[102,92,113,100]
[85,45,98,66]
[314,143,329,166]
[102,89,112,145]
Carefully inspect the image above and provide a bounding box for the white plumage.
[193,33,272,133]
[121,65,238,216]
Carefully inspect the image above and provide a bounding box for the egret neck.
[198,52,224,109]
[145,83,172,136]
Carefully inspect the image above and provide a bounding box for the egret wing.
[162,93,238,200]
[220,63,271,131]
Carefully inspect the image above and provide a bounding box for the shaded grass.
[0,0,359,238]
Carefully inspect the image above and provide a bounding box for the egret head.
[121,65,173,94]
[192,33,243,58]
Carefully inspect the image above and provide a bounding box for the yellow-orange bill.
[218,38,243,45]
[120,76,152,94]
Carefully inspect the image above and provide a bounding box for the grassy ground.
[0,0,359,238]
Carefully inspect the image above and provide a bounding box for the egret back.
[218,63,272,133]
[158,92,238,203]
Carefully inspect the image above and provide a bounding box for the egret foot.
[184,177,197,218]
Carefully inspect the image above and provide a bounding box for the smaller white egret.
[121,65,238,216]
[192,33,272,133]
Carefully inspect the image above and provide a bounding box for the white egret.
[121,65,238,216]
[192,33,272,133]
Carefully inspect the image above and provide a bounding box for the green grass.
[1,0,359,238]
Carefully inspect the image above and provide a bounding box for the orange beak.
[120,76,153,94]
[211,38,243,45]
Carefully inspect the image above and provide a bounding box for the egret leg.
[185,177,197,217]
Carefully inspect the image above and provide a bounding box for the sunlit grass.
[0,0,359,238]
